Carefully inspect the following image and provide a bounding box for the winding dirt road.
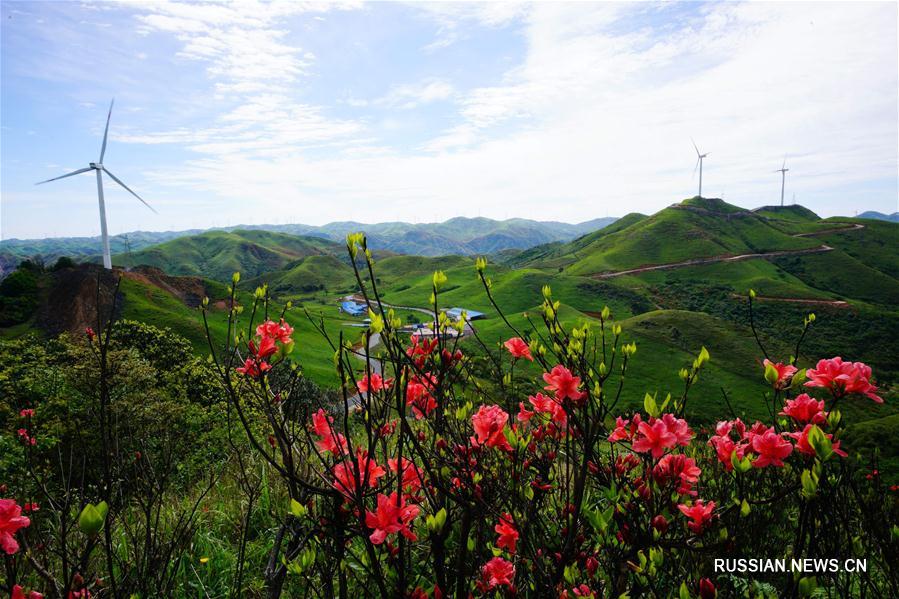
[589,223,865,280]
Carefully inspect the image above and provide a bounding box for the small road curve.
[590,245,834,280]
[793,223,865,237]
[346,332,381,408]
[588,221,867,280]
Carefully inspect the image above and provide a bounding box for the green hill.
[116,230,342,281]
[549,198,819,276]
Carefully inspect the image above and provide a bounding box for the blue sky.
[1,1,897,240]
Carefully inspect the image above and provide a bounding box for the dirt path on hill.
[793,223,865,237]
[590,245,834,279]
[729,294,851,308]
[588,222,866,280]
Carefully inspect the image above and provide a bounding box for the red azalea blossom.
[609,414,642,442]
[521,392,567,427]
[780,393,827,424]
[235,358,271,378]
[332,452,386,498]
[311,409,349,456]
[805,357,883,403]
[365,492,420,545]
[632,419,677,459]
[750,430,793,468]
[471,405,512,451]
[699,578,717,599]
[12,586,44,599]
[249,335,278,360]
[388,457,425,492]
[543,365,587,404]
[503,337,533,361]
[406,374,438,419]
[481,556,515,589]
[0,498,31,555]
[19,408,35,418]
[256,319,294,344]
[357,373,391,394]
[763,359,798,388]
[84,327,95,340]
[661,413,694,446]
[653,454,702,496]
[677,500,715,534]
[494,512,519,553]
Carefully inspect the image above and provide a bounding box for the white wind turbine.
[691,138,709,198]
[36,99,155,269]
[775,156,789,206]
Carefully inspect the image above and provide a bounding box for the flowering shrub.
[1,235,896,597]
[190,233,896,598]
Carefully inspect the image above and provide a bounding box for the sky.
[1,1,897,241]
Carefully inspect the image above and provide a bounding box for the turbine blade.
[692,157,700,179]
[35,167,93,185]
[102,167,157,213]
[100,98,114,162]
[691,137,700,156]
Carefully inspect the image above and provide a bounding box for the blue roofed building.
[444,307,486,321]
[341,300,368,317]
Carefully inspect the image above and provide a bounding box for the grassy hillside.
[117,230,342,281]
[522,198,820,276]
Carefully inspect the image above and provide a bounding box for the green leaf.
[800,469,819,499]
[740,499,751,517]
[643,393,659,418]
[290,498,306,519]
[806,425,833,461]
[78,503,106,537]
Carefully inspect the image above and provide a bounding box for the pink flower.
[256,319,294,344]
[12,586,43,599]
[249,335,277,360]
[805,357,883,403]
[310,409,348,456]
[0,498,31,555]
[357,373,391,394]
[471,405,512,451]
[235,358,270,378]
[661,414,694,447]
[504,337,533,361]
[763,359,798,388]
[19,409,35,419]
[609,414,642,443]
[677,500,715,534]
[653,454,702,496]
[632,419,677,459]
[788,424,847,458]
[750,430,793,468]
[494,513,519,554]
[365,492,419,545]
[481,556,515,589]
[524,393,567,426]
[543,365,587,405]
[780,394,826,425]
[707,434,747,470]
[406,374,437,419]
[332,452,386,499]
[388,457,424,492]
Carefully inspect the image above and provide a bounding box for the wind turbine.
[775,156,789,206]
[36,99,155,269]
[691,138,709,198]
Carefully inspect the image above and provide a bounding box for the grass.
[116,230,343,281]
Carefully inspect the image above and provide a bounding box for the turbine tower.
[36,99,155,269]
[775,157,789,206]
[691,138,709,198]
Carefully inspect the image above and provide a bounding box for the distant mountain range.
[0,216,617,276]
[857,211,899,223]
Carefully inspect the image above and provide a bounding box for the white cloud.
[116,2,898,228]
[374,78,455,110]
